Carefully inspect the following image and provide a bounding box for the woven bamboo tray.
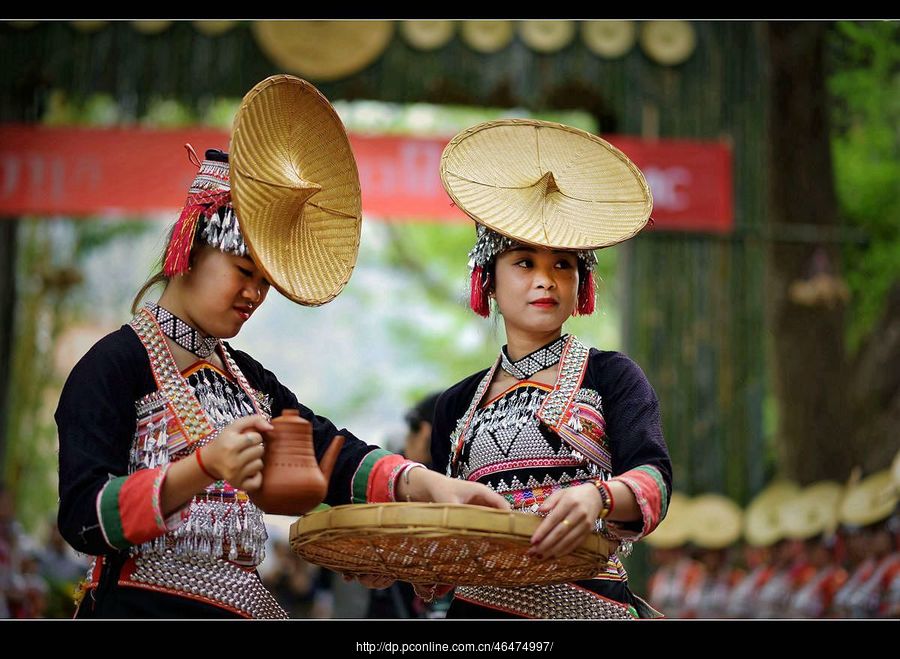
[289,503,613,587]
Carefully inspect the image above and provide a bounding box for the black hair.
[404,392,442,433]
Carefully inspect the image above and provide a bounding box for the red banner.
[0,125,732,232]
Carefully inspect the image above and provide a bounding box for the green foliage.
[829,21,900,349]
[141,98,195,127]
[331,100,596,137]
[200,98,240,128]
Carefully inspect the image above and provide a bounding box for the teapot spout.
[319,434,345,484]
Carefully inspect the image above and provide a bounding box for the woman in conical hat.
[55,77,505,619]
[431,119,672,619]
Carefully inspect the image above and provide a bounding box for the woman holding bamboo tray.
[55,76,505,620]
[432,119,672,619]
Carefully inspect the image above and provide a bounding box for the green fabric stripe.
[352,449,392,504]
[99,476,130,550]
[635,465,669,520]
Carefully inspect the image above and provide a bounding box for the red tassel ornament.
[575,273,596,316]
[469,266,490,317]
[162,190,231,277]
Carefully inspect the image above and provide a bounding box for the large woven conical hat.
[743,480,800,547]
[252,21,393,82]
[230,74,362,306]
[688,494,743,549]
[440,119,652,250]
[401,20,455,51]
[839,470,898,527]
[780,481,844,540]
[639,21,697,66]
[518,21,576,54]
[581,21,636,59]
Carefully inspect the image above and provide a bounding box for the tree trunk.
[766,23,856,483]
[846,282,900,473]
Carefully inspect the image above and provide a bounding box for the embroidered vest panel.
[128,309,269,567]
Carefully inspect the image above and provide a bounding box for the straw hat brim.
[193,21,237,37]
[639,21,697,66]
[687,494,743,549]
[743,480,800,547]
[440,119,653,251]
[780,481,844,540]
[231,75,362,307]
[840,470,898,527]
[460,21,514,54]
[518,21,576,54]
[401,20,455,51]
[581,21,637,59]
[252,21,394,82]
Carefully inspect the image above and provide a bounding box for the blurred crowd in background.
[645,465,900,618]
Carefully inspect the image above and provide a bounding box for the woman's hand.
[200,414,272,491]
[400,468,509,510]
[528,483,602,559]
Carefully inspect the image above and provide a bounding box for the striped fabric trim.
[181,360,231,380]
[351,449,393,504]
[556,403,612,474]
[505,484,561,509]
[611,465,667,539]
[367,454,408,503]
[130,309,214,447]
[467,457,580,483]
[118,468,170,545]
[535,336,590,431]
[97,476,128,550]
[635,465,669,520]
[601,553,629,581]
[387,463,404,502]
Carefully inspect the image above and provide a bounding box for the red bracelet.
[195,447,217,481]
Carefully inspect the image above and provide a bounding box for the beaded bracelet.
[195,447,218,481]
[604,480,616,516]
[593,478,614,519]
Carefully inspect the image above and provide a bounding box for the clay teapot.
[249,409,344,515]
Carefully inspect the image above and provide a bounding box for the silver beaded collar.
[500,334,568,380]
[145,301,219,359]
